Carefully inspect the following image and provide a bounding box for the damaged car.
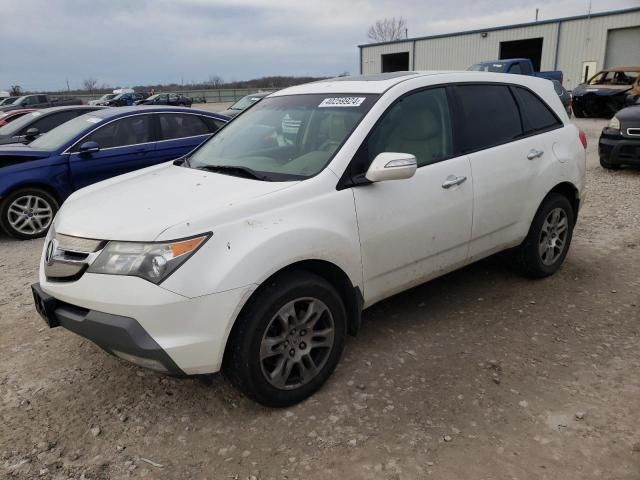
[599,105,640,169]
[572,67,640,118]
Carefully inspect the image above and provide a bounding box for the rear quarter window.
[512,87,562,133]
[454,84,522,153]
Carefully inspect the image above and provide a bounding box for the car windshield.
[0,97,16,105]
[230,94,265,110]
[589,70,640,86]
[0,111,43,136]
[188,94,378,181]
[467,63,505,72]
[100,94,115,100]
[30,114,101,151]
[146,94,160,101]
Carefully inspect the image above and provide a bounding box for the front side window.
[512,87,561,133]
[364,87,452,170]
[188,94,378,181]
[81,115,152,149]
[159,114,210,140]
[455,84,522,152]
[27,110,79,134]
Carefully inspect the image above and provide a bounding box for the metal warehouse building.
[359,7,640,90]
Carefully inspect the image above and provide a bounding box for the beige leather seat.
[383,106,443,166]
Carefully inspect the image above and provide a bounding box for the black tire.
[0,188,58,240]
[572,104,585,118]
[511,193,575,278]
[600,156,620,170]
[224,270,347,407]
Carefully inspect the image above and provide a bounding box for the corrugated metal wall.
[361,41,414,75]
[414,23,558,72]
[557,11,640,89]
[360,10,640,90]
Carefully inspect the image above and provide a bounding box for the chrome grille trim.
[45,232,105,281]
[627,128,640,137]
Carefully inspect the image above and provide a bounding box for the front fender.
[160,188,362,299]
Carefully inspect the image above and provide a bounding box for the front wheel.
[511,193,575,278]
[224,271,347,407]
[0,188,58,240]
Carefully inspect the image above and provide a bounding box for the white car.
[32,71,586,407]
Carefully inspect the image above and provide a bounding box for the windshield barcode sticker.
[319,97,366,108]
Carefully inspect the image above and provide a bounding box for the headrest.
[398,107,440,141]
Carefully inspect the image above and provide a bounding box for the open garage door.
[499,38,543,71]
[605,27,640,68]
[381,52,410,73]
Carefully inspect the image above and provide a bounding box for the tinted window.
[509,63,522,74]
[201,116,226,132]
[83,115,152,149]
[455,85,522,152]
[513,87,561,132]
[28,110,80,134]
[366,88,453,168]
[159,114,210,140]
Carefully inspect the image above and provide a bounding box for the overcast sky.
[1,0,637,91]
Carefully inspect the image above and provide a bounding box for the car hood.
[0,144,51,167]
[55,163,298,241]
[573,84,631,96]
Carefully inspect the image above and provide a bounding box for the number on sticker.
[319,97,366,108]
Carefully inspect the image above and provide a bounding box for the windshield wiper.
[196,164,272,181]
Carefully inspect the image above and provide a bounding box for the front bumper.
[32,283,184,374]
[599,129,640,166]
[35,273,256,375]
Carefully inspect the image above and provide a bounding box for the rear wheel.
[511,193,575,278]
[0,188,58,240]
[224,271,347,407]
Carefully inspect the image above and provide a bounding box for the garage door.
[605,27,640,68]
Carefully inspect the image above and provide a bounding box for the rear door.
[453,83,559,260]
[68,114,156,189]
[154,113,223,163]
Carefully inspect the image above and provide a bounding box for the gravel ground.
[1,117,639,480]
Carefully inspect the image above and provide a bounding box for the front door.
[69,114,156,190]
[350,87,473,305]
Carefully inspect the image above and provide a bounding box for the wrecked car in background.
[572,67,640,118]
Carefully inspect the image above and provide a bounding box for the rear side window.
[512,87,562,133]
[509,63,522,74]
[158,113,211,140]
[455,85,522,152]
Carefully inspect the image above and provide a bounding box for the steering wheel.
[318,140,341,152]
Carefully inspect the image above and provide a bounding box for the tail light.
[579,130,587,149]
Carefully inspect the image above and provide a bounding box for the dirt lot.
[1,118,639,480]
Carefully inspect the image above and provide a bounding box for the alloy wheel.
[7,195,53,236]
[538,207,568,266]
[260,297,335,390]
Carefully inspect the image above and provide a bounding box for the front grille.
[45,232,106,281]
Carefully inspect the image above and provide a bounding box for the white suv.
[32,72,586,406]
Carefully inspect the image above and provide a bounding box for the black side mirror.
[25,127,40,139]
[78,141,100,154]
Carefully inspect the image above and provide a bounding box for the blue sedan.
[0,106,228,239]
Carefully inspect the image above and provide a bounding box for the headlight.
[608,116,620,130]
[87,234,210,284]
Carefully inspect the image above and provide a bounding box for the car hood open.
[55,163,297,241]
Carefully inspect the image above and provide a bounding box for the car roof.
[28,105,107,115]
[271,70,550,96]
[85,105,228,120]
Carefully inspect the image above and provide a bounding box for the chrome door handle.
[527,149,544,160]
[442,175,467,189]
